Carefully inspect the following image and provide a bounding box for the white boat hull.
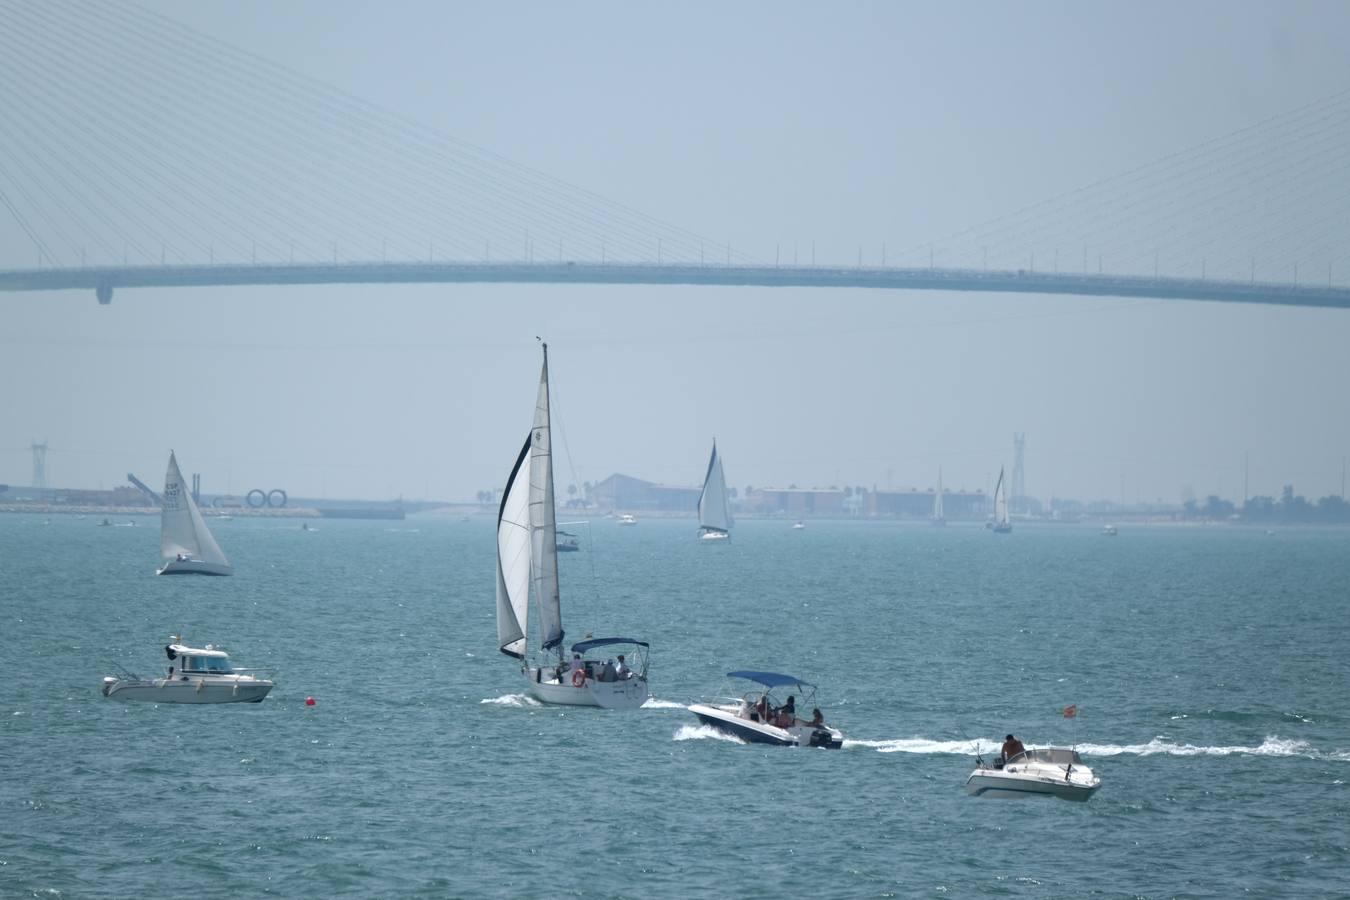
[966,766,1100,801]
[523,668,649,709]
[102,675,272,704]
[699,530,729,542]
[156,558,233,576]
[688,703,843,748]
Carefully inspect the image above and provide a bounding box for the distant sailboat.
[156,451,233,575]
[932,466,947,526]
[495,343,649,709]
[990,466,1012,534]
[697,441,732,541]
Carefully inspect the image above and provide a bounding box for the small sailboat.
[697,441,732,542]
[931,466,947,526]
[156,451,233,576]
[990,466,1012,534]
[495,344,650,709]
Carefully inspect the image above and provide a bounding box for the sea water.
[1,513,1346,897]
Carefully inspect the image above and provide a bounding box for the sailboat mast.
[530,342,564,655]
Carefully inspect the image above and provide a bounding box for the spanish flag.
[1062,704,1078,718]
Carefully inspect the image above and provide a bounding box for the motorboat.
[697,440,732,542]
[990,466,1012,534]
[98,518,113,526]
[556,530,580,552]
[688,671,843,748]
[617,514,637,526]
[524,638,650,709]
[101,637,274,704]
[792,521,806,530]
[156,451,233,576]
[966,747,1100,801]
[1101,524,1118,536]
[494,343,651,710]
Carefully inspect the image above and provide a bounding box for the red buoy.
[305,696,316,706]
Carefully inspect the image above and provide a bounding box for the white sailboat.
[156,451,233,575]
[697,440,732,541]
[990,466,1012,534]
[495,343,650,709]
[932,466,947,526]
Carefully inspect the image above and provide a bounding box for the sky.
[3,0,1350,504]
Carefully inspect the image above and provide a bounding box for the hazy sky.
[3,1,1349,503]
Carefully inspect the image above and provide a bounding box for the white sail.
[698,441,732,534]
[528,344,564,651]
[495,435,532,658]
[994,467,1009,526]
[934,467,945,519]
[160,451,229,568]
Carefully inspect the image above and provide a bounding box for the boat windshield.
[181,655,232,674]
[1010,748,1083,766]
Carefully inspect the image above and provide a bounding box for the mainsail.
[698,441,732,534]
[495,436,532,658]
[994,466,1009,526]
[159,451,229,567]
[528,344,564,651]
[934,467,945,520]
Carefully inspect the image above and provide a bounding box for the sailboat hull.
[156,559,233,576]
[698,529,729,542]
[523,668,649,709]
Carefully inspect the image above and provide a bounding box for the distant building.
[589,474,700,513]
[744,487,845,516]
[868,488,986,519]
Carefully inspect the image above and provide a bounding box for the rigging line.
[0,175,56,266]
[904,86,1350,260]
[1,4,421,264]
[88,0,756,263]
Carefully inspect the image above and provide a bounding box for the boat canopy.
[727,670,813,689]
[1009,747,1084,766]
[571,637,649,655]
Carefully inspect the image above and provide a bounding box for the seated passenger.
[1001,734,1026,764]
[614,654,631,680]
[808,707,825,728]
[753,695,770,722]
[599,659,617,682]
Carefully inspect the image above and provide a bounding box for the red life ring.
[571,668,586,688]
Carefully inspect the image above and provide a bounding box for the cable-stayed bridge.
[2,0,1349,309]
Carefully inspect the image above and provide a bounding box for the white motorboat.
[1102,524,1118,536]
[688,671,843,749]
[966,747,1101,801]
[697,440,733,542]
[156,451,232,576]
[792,520,806,530]
[556,530,580,552]
[495,343,650,710]
[102,638,273,704]
[617,514,637,526]
[931,466,947,526]
[990,466,1012,534]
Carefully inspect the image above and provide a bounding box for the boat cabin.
[165,643,235,676]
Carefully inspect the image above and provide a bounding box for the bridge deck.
[1,262,1347,308]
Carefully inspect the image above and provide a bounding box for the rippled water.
[1,513,1347,897]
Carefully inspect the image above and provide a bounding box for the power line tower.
[1011,433,1026,512]
[31,440,49,488]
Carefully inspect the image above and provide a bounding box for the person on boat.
[808,707,825,728]
[598,659,617,682]
[569,653,584,674]
[753,694,770,723]
[614,654,631,680]
[774,696,797,728]
[1001,734,1026,763]
[176,553,188,562]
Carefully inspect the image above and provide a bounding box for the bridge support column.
[96,281,113,305]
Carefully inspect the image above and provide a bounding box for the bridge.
[3,261,1349,309]
[2,0,1349,309]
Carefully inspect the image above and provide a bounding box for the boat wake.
[641,698,687,710]
[479,693,542,708]
[673,724,743,743]
[846,735,1350,762]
